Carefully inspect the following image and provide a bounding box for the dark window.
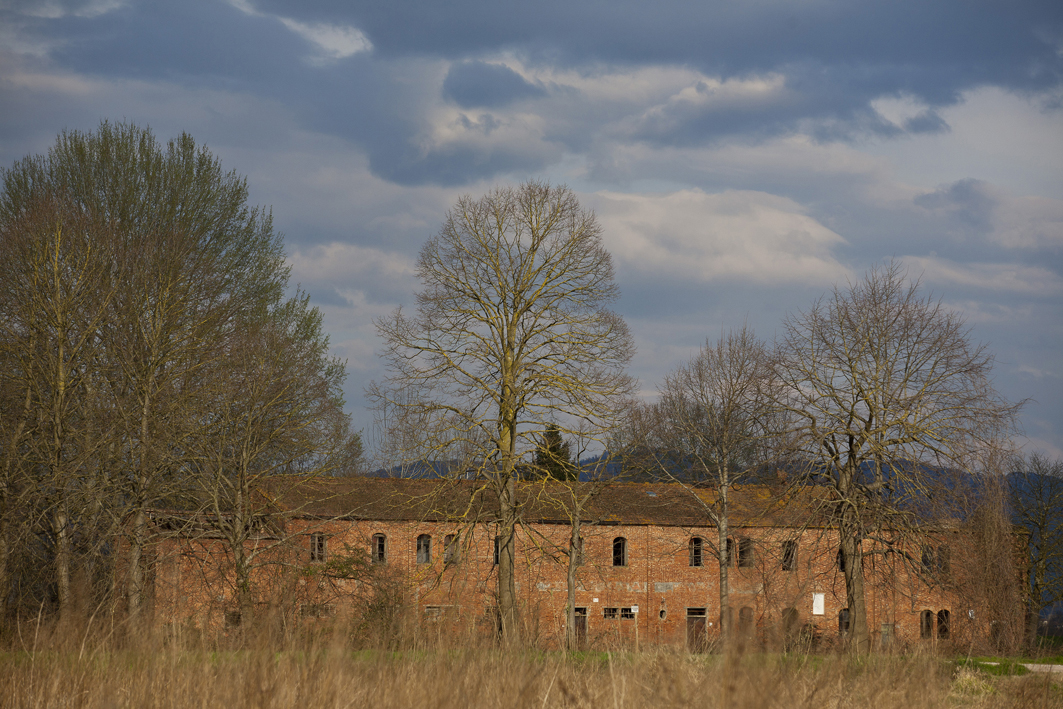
[613,537,627,567]
[301,603,335,618]
[310,532,327,563]
[937,545,951,576]
[444,534,459,565]
[416,534,431,564]
[921,545,934,572]
[493,536,499,566]
[837,548,846,572]
[782,608,800,640]
[424,605,443,619]
[224,610,241,628]
[738,538,753,568]
[604,607,618,619]
[621,607,635,619]
[838,608,850,635]
[372,533,387,564]
[920,609,934,639]
[659,609,667,620]
[937,609,950,640]
[689,537,703,567]
[782,540,797,571]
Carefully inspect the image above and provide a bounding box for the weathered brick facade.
[147,477,997,650]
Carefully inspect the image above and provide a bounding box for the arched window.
[613,537,627,567]
[920,609,934,639]
[937,609,950,640]
[689,537,703,567]
[443,534,459,565]
[416,534,431,564]
[838,608,850,635]
[371,533,387,564]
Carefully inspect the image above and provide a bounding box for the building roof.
[255,475,824,529]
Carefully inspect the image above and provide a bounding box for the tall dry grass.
[1,616,1060,709]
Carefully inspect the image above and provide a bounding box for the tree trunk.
[128,506,147,622]
[54,499,71,623]
[498,475,518,642]
[841,522,870,653]
[566,514,581,651]
[718,483,731,644]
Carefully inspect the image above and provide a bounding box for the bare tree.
[622,326,780,643]
[370,181,635,642]
[1009,454,1063,647]
[774,262,1021,653]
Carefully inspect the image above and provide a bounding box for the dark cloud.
[915,179,999,233]
[443,61,544,108]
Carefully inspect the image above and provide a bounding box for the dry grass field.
[2,622,1060,709]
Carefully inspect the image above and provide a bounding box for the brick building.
[147,476,989,650]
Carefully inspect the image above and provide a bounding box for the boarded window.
[920,609,934,639]
[739,606,754,634]
[444,534,459,565]
[417,534,431,564]
[687,608,708,652]
[603,607,619,619]
[613,537,627,567]
[689,537,703,567]
[937,609,950,640]
[738,538,754,568]
[838,608,850,635]
[782,607,800,645]
[574,607,587,646]
[372,533,387,564]
[310,532,327,563]
[782,540,797,571]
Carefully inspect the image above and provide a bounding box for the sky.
[1,0,1061,461]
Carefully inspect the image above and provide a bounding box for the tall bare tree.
[1009,454,1063,647]
[774,262,1020,653]
[371,181,634,641]
[622,326,780,642]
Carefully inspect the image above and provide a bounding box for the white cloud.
[278,18,373,62]
[901,256,1063,296]
[591,188,849,285]
[287,242,415,285]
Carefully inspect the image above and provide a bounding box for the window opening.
[573,607,587,646]
[838,608,850,635]
[444,534,459,565]
[310,532,327,563]
[782,540,797,571]
[739,606,754,633]
[416,534,431,564]
[689,537,703,567]
[613,537,627,567]
[738,538,753,568]
[920,609,934,639]
[224,610,241,628]
[837,548,846,572]
[493,536,499,566]
[937,609,950,640]
[921,545,934,572]
[372,533,387,564]
[603,607,619,619]
[621,607,635,619]
[937,545,950,576]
